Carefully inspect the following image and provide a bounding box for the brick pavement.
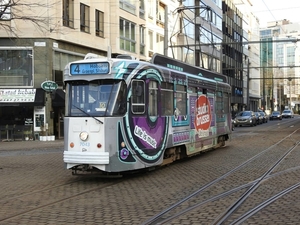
[0,138,64,151]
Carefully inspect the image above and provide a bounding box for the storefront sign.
[0,89,36,102]
[41,81,58,92]
[25,118,33,125]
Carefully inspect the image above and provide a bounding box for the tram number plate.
[80,142,90,147]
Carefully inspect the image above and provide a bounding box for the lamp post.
[262,67,265,111]
[289,77,292,109]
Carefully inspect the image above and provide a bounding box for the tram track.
[1,119,300,224]
[0,177,124,223]
[142,128,300,225]
[143,165,300,225]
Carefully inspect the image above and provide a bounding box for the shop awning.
[33,88,45,106]
[0,88,45,106]
[52,89,65,107]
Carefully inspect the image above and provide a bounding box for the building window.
[183,47,194,65]
[53,51,84,87]
[0,0,11,20]
[53,70,63,87]
[95,10,104,37]
[80,3,90,33]
[119,0,136,14]
[156,34,164,55]
[139,0,145,19]
[140,25,145,55]
[156,2,165,25]
[120,18,136,52]
[63,0,74,28]
[183,18,195,39]
[147,0,153,19]
[0,49,33,87]
[148,30,153,57]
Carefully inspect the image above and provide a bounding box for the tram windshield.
[65,80,127,117]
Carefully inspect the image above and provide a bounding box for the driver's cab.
[66,80,127,117]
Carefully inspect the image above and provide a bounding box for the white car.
[281,109,294,118]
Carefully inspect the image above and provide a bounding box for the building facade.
[0,0,180,140]
[170,0,223,72]
[222,0,244,114]
[260,20,300,113]
[234,0,261,112]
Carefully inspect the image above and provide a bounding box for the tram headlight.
[121,142,125,148]
[79,131,89,141]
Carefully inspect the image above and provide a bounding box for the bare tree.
[0,0,57,36]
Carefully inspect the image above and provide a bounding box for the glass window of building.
[119,0,136,14]
[80,3,90,33]
[0,49,33,87]
[139,0,145,19]
[140,25,145,55]
[95,10,104,37]
[120,18,136,52]
[0,0,11,20]
[63,0,74,28]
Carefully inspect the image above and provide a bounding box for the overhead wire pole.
[246,59,250,110]
[164,5,168,56]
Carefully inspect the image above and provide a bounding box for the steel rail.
[142,129,300,225]
[212,139,300,225]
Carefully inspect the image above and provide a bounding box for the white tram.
[63,53,232,174]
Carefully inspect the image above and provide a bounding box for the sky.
[250,0,300,27]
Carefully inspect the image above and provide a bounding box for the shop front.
[51,89,65,139]
[0,88,45,141]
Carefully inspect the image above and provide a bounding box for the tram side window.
[161,82,174,115]
[132,80,145,114]
[149,81,158,116]
[175,84,187,115]
[188,86,197,94]
[224,92,229,113]
[216,91,223,113]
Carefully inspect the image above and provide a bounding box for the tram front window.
[66,80,126,117]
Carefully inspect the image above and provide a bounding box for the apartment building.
[233,0,261,112]
[222,0,244,113]
[260,20,300,113]
[0,0,183,140]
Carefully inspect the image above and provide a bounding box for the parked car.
[281,109,294,118]
[233,111,257,127]
[254,112,263,125]
[259,111,268,123]
[269,111,282,120]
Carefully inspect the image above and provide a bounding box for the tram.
[63,53,232,174]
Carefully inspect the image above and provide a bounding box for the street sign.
[41,81,58,92]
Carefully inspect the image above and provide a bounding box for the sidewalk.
[0,139,64,151]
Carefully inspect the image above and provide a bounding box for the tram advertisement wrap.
[194,95,212,137]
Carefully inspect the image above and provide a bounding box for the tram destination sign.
[70,62,109,75]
